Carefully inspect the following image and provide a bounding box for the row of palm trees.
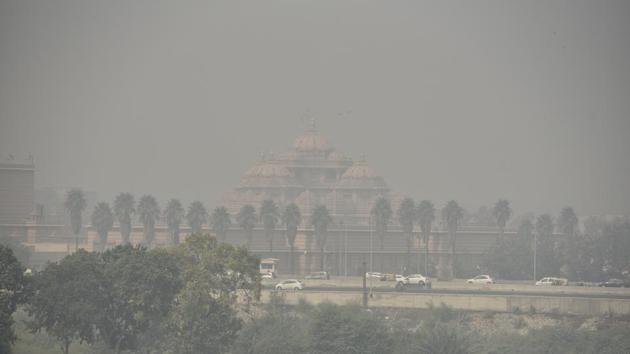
[66,188,580,278]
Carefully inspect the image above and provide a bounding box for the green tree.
[164,198,185,244]
[483,218,534,280]
[397,198,416,270]
[237,204,257,248]
[311,205,332,271]
[443,200,464,279]
[113,192,135,245]
[371,197,392,270]
[211,206,232,242]
[492,199,512,239]
[137,195,160,247]
[99,246,182,354]
[27,250,104,354]
[232,309,308,354]
[91,202,114,252]
[260,200,279,254]
[309,302,392,354]
[535,214,559,278]
[187,201,208,234]
[557,207,579,278]
[417,200,436,277]
[600,219,630,278]
[64,188,87,251]
[0,245,28,353]
[166,233,260,353]
[416,322,475,354]
[558,207,578,237]
[166,281,242,354]
[282,203,301,274]
[0,232,31,266]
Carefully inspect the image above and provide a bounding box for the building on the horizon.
[0,157,35,225]
[3,128,537,277]
[220,122,391,226]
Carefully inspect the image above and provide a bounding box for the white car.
[395,274,428,285]
[536,277,568,286]
[366,272,385,280]
[406,274,428,285]
[395,274,407,283]
[261,273,274,280]
[467,275,494,284]
[275,279,304,290]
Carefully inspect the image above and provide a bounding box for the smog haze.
[1,0,629,216]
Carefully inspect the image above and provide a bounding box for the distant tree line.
[64,189,630,282]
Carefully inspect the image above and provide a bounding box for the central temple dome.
[293,124,333,153]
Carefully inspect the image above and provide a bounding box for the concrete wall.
[262,290,630,316]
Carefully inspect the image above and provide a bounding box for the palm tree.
[236,204,257,248]
[312,205,332,271]
[186,201,208,234]
[417,200,435,276]
[64,188,87,251]
[113,192,135,245]
[557,207,579,279]
[443,200,464,279]
[371,197,392,271]
[137,195,160,247]
[535,214,554,239]
[164,199,185,244]
[91,202,113,252]
[518,218,534,239]
[535,214,556,279]
[397,198,416,270]
[211,206,232,242]
[557,207,578,237]
[282,203,301,274]
[260,200,279,254]
[492,199,512,239]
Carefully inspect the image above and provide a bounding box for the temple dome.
[337,159,387,189]
[293,127,333,153]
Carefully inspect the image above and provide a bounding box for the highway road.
[269,286,630,300]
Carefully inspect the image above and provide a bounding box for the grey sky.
[1,0,629,217]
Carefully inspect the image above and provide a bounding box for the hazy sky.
[1,0,629,217]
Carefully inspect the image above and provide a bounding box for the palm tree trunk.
[424,233,430,277]
[320,246,325,271]
[450,231,456,279]
[246,229,252,248]
[406,233,413,269]
[290,244,295,274]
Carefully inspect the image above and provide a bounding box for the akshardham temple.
[220,122,390,226]
[2,125,517,277]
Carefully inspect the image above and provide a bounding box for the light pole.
[344,221,348,277]
[533,232,537,281]
[417,229,421,273]
[369,216,374,291]
[369,216,373,274]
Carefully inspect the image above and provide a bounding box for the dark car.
[598,278,629,287]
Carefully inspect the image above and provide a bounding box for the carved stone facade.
[220,124,389,225]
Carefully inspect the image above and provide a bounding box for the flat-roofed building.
[0,158,35,225]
